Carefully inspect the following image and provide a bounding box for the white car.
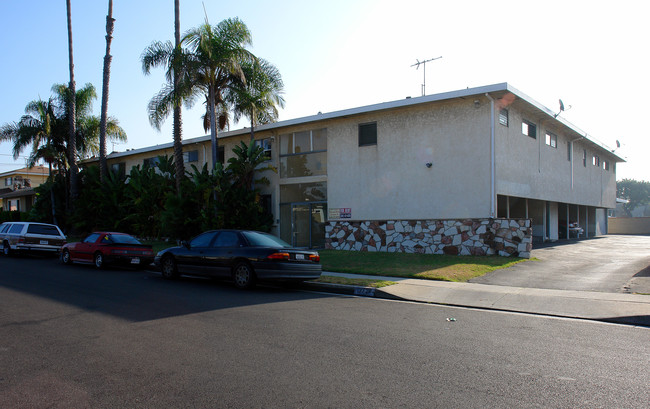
[0,221,67,256]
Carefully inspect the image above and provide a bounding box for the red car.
[61,232,154,269]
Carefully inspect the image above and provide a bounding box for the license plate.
[295,254,304,260]
[40,240,48,245]
[131,257,140,264]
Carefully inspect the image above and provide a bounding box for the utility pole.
[411,56,442,96]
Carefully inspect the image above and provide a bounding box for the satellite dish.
[559,99,565,112]
[616,140,621,148]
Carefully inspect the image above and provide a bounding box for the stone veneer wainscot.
[325,219,532,258]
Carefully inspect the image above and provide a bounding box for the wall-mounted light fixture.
[474,100,480,108]
[425,162,432,168]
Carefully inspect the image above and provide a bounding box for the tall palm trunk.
[172,0,184,194]
[99,0,115,183]
[66,0,79,206]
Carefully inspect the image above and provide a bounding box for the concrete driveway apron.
[469,235,650,294]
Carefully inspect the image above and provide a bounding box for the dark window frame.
[499,109,509,127]
[358,122,378,146]
[522,120,537,139]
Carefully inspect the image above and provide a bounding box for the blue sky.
[1,0,648,181]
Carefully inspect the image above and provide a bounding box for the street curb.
[303,282,650,327]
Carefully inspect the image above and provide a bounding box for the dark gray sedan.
[154,230,322,289]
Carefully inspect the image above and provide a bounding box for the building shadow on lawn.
[0,256,332,323]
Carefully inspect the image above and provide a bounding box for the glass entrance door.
[283,202,327,248]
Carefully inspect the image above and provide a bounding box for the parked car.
[0,221,66,256]
[61,232,154,269]
[154,229,322,289]
[558,221,584,239]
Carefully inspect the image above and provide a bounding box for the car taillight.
[309,254,320,262]
[267,252,290,261]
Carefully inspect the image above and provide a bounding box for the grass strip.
[319,249,530,282]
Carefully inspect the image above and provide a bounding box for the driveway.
[470,235,650,294]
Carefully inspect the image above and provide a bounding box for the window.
[254,138,272,161]
[27,224,61,235]
[9,223,23,233]
[359,122,377,146]
[110,162,126,177]
[190,231,217,247]
[583,149,587,167]
[602,160,609,171]
[183,150,199,163]
[592,155,600,167]
[545,132,557,148]
[521,120,536,139]
[83,233,101,243]
[9,200,18,212]
[213,231,241,248]
[279,129,327,178]
[143,157,160,168]
[5,177,12,186]
[499,109,509,127]
[218,146,225,164]
[567,142,572,161]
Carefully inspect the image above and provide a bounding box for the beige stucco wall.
[608,217,650,234]
[495,100,617,209]
[326,99,491,220]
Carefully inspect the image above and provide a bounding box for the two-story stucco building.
[83,83,623,257]
[0,166,50,212]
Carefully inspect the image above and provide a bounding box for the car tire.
[61,249,72,265]
[94,252,104,269]
[161,256,178,279]
[233,262,256,289]
[2,241,10,256]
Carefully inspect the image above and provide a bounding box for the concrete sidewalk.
[308,272,650,327]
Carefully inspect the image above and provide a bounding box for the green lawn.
[318,249,530,282]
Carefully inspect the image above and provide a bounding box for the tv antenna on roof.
[411,56,442,96]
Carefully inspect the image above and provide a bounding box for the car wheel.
[61,249,72,265]
[161,256,178,279]
[233,262,256,289]
[2,242,10,256]
[94,252,104,269]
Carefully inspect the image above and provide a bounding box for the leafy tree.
[617,179,650,217]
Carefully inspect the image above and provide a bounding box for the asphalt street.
[1,256,649,408]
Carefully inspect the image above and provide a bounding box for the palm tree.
[180,18,255,169]
[0,98,64,223]
[66,0,79,203]
[99,0,115,182]
[140,0,186,194]
[52,83,127,160]
[227,58,285,142]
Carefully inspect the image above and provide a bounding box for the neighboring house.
[0,166,49,213]
[81,83,623,257]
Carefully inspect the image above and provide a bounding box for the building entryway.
[280,202,327,248]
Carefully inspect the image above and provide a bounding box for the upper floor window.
[143,157,160,168]
[567,141,572,161]
[545,132,557,148]
[602,160,610,171]
[583,149,587,167]
[592,155,600,167]
[359,122,377,146]
[4,177,12,186]
[279,129,327,178]
[254,138,272,161]
[183,150,199,163]
[522,120,537,139]
[499,109,509,127]
[111,162,126,177]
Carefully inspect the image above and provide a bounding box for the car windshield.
[108,234,142,245]
[242,231,291,248]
